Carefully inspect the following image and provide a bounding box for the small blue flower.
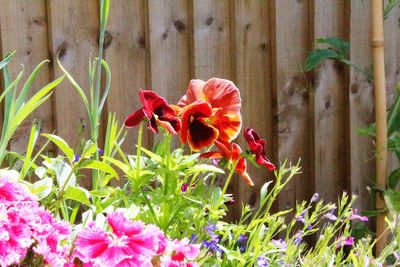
[73,154,81,163]
[271,239,287,250]
[237,234,248,253]
[257,256,269,267]
[295,210,306,224]
[190,234,198,243]
[204,223,217,233]
[97,148,104,156]
[307,224,313,230]
[294,230,304,245]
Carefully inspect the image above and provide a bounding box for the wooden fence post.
[371,0,388,255]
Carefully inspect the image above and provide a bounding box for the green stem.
[217,162,237,206]
[141,188,159,225]
[136,122,144,181]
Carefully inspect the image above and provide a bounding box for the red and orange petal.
[178,78,242,142]
[180,101,218,151]
[236,157,254,186]
[125,107,149,128]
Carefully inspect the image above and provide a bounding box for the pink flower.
[73,212,166,266]
[0,177,71,267]
[336,236,355,248]
[349,209,368,222]
[159,238,200,267]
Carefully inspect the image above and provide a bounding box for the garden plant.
[0,0,399,266]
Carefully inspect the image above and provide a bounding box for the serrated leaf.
[64,186,91,206]
[304,49,341,71]
[42,134,75,163]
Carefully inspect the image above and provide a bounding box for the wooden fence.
[0,0,399,219]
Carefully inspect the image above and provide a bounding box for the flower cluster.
[73,212,200,266]
[125,78,275,186]
[0,176,71,267]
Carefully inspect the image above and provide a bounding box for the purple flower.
[294,230,304,245]
[97,149,104,156]
[311,193,319,202]
[323,209,338,221]
[307,224,312,230]
[295,210,306,224]
[73,154,81,163]
[237,234,248,253]
[202,234,222,253]
[190,234,198,243]
[271,239,287,250]
[349,209,368,222]
[181,183,188,193]
[204,224,217,234]
[257,256,269,267]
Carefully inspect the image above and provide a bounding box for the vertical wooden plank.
[234,1,274,209]
[349,0,374,214]
[47,0,99,148]
[313,1,349,203]
[148,0,191,103]
[384,3,400,174]
[273,0,312,211]
[148,0,191,150]
[193,1,236,218]
[193,1,232,80]
[105,0,148,152]
[0,0,53,152]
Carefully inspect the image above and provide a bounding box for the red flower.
[125,89,181,135]
[244,128,275,170]
[178,78,242,150]
[202,140,253,186]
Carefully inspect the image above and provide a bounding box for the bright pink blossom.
[0,177,71,267]
[159,238,200,267]
[73,212,165,266]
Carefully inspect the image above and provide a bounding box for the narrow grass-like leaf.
[16,60,50,111]
[20,121,41,180]
[79,159,118,179]
[98,59,111,114]
[0,50,16,70]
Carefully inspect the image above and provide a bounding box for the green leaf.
[260,181,273,202]
[20,121,41,180]
[32,178,53,200]
[186,164,224,174]
[388,168,400,190]
[388,84,400,136]
[0,50,16,70]
[316,36,350,56]
[139,146,162,163]
[16,60,50,111]
[42,134,75,163]
[211,187,222,206]
[64,186,91,206]
[43,158,76,188]
[79,160,118,179]
[304,49,340,71]
[98,59,111,114]
[102,156,130,175]
[384,190,400,214]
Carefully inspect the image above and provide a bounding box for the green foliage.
[304,36,373,80]
[0,54,64,165]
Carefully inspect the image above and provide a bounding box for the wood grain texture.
[148,0,191,103]
[273,0,312,211]
[47,0,99,148]
[0,0,53,153]
[313,0,349,203]
[384,2,400,174]
[193,0,232,80]
[105,0,149,153]
[234,0,274,210]
[349,0,374,215]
